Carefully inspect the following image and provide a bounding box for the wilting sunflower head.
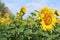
[21,6,27,13]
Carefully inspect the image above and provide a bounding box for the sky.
[2,0,60,18]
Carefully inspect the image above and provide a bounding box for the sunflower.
[1,18,6,23]
[21,6,27,13]
[0,17,11,25]
[39,7,56,31]
[6,18,11,25]
[4,13,9,18]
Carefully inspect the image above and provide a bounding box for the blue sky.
[2,0,60,18]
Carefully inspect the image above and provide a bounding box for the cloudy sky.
[2,0,60,18]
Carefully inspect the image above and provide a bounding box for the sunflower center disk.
[44,14,52,25]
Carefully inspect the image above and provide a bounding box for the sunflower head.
[39,7,56,31]
[0,18,11,25]
[4,13,10,18]
[41,13,56,31]
[6,18,11,25]
[21,6,27,13]
[1,18,6,24]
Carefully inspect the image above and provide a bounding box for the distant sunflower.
[40,7,56,31]
[1,18,6,23]
[21,7,27,13]
[4,13,9,17]
[0,18,11,25]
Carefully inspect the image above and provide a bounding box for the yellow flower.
[4,13,9,17]
[39,7,56,31]
[21,6,27,13]
[37,7,54,20]
[1,18,6,23]
[40,7,49,14]
[6,18,11,25]
[0,18,11,25]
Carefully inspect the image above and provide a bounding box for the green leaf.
[48,35,58,40]
[47,38,52,40]
[24,29,32,35]
[17,35,24,40]
[0,38,7,40]
[56,28,60,33]
[15,26,25,32]
[10,30,15,34]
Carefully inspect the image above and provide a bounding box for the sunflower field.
[0,6,60,40]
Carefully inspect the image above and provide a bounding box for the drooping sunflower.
[21,6,27,13]
[39,7,56,31]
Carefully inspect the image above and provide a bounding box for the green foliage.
[0,7,60,40]
[0,17,60,40]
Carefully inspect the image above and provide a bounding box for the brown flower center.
[43,14,52,25]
